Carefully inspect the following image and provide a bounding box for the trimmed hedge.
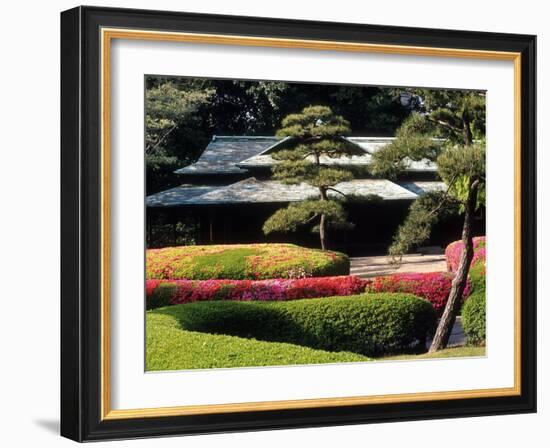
[146,276,367,310]
[462,261,486,345]
[445,236,486,273]
[152,293,437,357]
[365,272,470,315]
[146,243,350,280]
[462,292,485,346]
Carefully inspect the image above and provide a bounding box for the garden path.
[350,253,447,278]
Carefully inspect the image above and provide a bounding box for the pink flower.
[146,276,368,307]
[445,236,486,273]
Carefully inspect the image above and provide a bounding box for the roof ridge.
[211,135,282,139]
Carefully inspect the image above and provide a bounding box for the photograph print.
[144,76,487,372]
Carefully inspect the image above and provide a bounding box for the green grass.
[380,346,485,361]
[146,301,484,370]
[190,248,260,280]
[146,311,483,370]
[146,312,370,370]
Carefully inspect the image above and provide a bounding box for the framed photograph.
[60,6,536,442]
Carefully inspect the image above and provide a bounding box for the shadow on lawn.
[152,298,431,358]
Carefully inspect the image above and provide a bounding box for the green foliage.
[145,83,213,154]
[437,144,486,184]
[461,261,486,346]
[265,106,358,247]
[263,200,352,235]
[468,259,487,295]
[388,191,458,259]
[462,292,486,346]
[450,175,486,212]
[144,77,413,194]
[145,82,213,193]
[190,248,260,280]
[436,143,487,214]
[407,89,486,143]
[152,293,437,357]
[371,90,486,265]
[146,312,371,371]
[276,105,352,138]
[272,162,353,186]
[146,283,177,310]
[371,114,442,178]
[146,243,350,280]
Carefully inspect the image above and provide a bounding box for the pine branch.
[327,187,347,198]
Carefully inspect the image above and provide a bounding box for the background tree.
[145,82,213,193]
[371,90,486,352]
[145,76,413,194]
[262,106,360,250]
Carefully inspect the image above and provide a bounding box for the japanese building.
[146,136,484,254]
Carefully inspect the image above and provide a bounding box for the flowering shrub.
[445,236,486,273]
[365,272,470,315]
[146,243,350,280]
[146,275,367,309]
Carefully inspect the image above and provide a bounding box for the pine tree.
[371,90,486,352]
[262,106,358,250]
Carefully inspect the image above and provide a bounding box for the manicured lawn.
[381,346,485,361]
[146,312,370,370]
[146,243,349,280]
[146,305,484,370]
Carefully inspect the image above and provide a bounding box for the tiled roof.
[146,178,446,207]
[175,136,282,174]
[237,137,437,172]
[145,185,220,207]
[175,136,436,175]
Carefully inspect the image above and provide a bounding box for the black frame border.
[61,6,536,442]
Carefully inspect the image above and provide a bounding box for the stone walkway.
[350,251,466,347]
[350,253,447,278]
[426,317,466,348]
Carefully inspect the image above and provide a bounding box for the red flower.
[365,272,471,314]
[146,276,368,307]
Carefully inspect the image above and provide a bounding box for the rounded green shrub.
[146,243,350,280]
[468,261,486,295]
[152,293,437,357]
[461,291,486,346]
[146,282,176,310]
[461,260,486,345]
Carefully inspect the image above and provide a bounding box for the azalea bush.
[146,275,367,309]
[146,243,350,280]
[151,293,436,357]
[365,272,471,315]
[445,236,486,273]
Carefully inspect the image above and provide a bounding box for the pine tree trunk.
[319,213,327,251]
[429,179,479,353]
[462,114,473,146]
[319,186,328,251]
